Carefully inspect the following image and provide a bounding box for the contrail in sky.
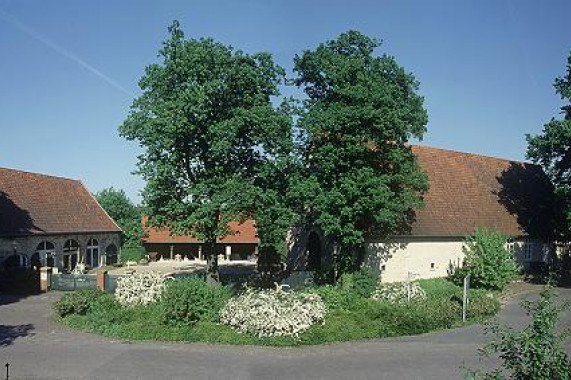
[0,7,135,98]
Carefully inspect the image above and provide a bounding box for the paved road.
[1,286,570,380]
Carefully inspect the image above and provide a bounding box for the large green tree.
[120,21,292,284]
[293,31,429,274]
[94,187,142,248]
[527,53,571,235]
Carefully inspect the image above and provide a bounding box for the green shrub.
[418,278,463,299]
[337,268,379,298]
[468,291,500,320]
[350,268,379,298]
[409,298,462,330]
[467,286,571,379]
[120,244,146,263]
[161,277,231,325]
[88,293,130,323]
[453,228,519,291]
[53,289,102,318]
[311,285,362,311]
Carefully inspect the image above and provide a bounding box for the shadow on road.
[0,324,34,347]
[0,292,34,307]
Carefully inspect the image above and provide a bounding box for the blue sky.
[0,1,569,202]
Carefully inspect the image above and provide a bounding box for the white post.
[225,245,232,261]
[407,272,412,302]
[463,274,470,322]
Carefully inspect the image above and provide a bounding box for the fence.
[50,273,97,291]
[50,270,299,293]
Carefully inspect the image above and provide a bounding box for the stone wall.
[0,232,121,271]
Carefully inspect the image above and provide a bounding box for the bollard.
[39,267,52,292]
[97,270,108,292]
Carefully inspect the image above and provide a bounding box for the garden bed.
[55,275,500,346]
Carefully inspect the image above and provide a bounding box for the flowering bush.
[115,271,171,306]
[371,281,426,303]
[220,287,326,338]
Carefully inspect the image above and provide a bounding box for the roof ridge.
[81,181,124,233]
[0,166,80,183]
[411,144,530,166]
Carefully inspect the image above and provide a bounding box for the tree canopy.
[119,21,293,283]
[293,30,429,273]
[94,187,142,248]
[527,52,571,234]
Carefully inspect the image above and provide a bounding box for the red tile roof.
[0,167,121,237]
[409,145,557,238]
[144,218,258,244]
[143,145,558,243]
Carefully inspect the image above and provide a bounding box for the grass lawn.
[56,277,500,346]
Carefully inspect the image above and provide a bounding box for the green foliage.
[120,245,146,263]
[312,284,363,311]
[418,278,463,299]
[57,276,500,346]
[119,21,294,284]
[467,292,500,320]
[453,228,519,291]
[94,187,142,247]
[527,52,571,235]
[53,289,103,318]
[467,286,571,380]
[293,30,429,275]
[340,268,379,298]
[161,277,231,325]
[88,293,129,323]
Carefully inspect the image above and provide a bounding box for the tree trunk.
[204,241,220,286]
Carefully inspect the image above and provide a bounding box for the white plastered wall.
[364,237,465,283]
[365,236,549,283]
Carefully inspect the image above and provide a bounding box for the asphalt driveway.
[1,285,570,380]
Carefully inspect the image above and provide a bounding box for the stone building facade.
[0,167,122,273]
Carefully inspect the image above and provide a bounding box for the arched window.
[2,254,28,270]
[35,241,56,267]
[105,244,118,265]
[86,238,100,268]
[63,239,80,272]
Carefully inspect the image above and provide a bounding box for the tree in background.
[527,53,571,236]
[293,31,429,276]
[94,187,144,262]
[120,21,293,285]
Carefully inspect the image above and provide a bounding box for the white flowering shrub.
[371,281,426,303]
[220,287,326,338]
[115,271,171,307]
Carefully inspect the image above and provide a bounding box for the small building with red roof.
[143,217,258,261]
